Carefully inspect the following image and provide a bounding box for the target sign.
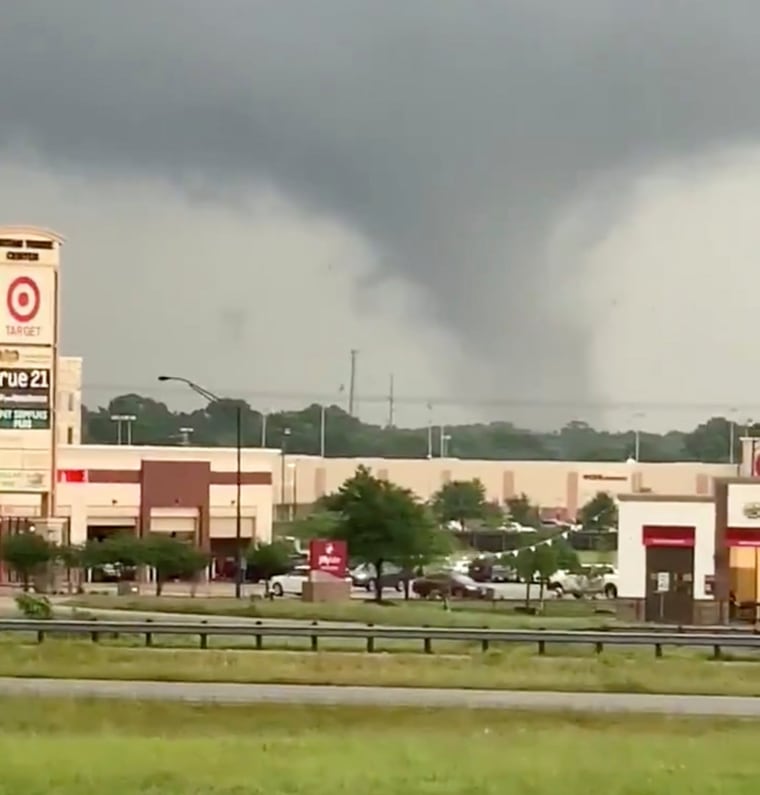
[6,277,40,324]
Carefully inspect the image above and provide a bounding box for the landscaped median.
[3,641,760,697]
[63,593,617,628]
[1,698,759,793]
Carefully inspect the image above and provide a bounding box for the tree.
[514,547,537,609]
[142,535,208,596]
[323,466,443,603]
[578,492,618,532]
[56,544,86,594]
[83,533,145,579]
[0,532,53,591]
[533,544,559,608]
[552,536,580,572]
[246,541,292,595]
[82,391,756,463]
[431,479,489,530]
[281,511,340,542]
[506,493,540,528]
[682,416,733,463]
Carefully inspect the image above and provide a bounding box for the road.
[2,677,760,716]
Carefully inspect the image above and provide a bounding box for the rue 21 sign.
[0,366,52,429]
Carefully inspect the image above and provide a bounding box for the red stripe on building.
[642,525,695,547]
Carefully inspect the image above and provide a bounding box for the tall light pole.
[426,402,433,459]
[158,375,244,599]
[280,427,291,520]
[632,411,645,461]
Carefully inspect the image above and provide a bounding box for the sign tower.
[0,227,62,518]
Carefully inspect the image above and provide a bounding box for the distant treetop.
[82,394,748,463]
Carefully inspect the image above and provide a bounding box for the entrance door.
[644,546,695,624]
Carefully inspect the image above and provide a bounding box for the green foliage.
[431,479,489,529]
[56,544,85,570]
[82,393,743,462]
[323,466,446,601]
[246,541,292,592]
[578,492,619,532]
[282,511,340,541]
[506,494,540,528]
[0,532,54,590]
[552,536,581,572]
[83,533,145,571]
[142,536,209,596]
[15,592,53,619]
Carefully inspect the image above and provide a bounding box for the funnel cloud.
[2,3,760,425]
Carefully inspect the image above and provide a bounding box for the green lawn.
[6,641,760,696]
[0,698,758,793]
[65,593,617,628]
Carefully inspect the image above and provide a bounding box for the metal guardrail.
[2,619,760,658]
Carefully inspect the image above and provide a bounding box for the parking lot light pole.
[158,375,243,599]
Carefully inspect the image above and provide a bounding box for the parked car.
[549,566,618,599]
[468,557,514,583]
[412,572,489,600]
[350,563,409,592]
[269,564,311,597]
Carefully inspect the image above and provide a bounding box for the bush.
[15,593,54,619]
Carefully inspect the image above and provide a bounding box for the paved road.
[2,677,760,716]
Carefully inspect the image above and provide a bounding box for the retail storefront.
[618,447,760,625]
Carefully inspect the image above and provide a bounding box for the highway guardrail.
[1,618,759,658]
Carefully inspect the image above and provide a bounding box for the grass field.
[65,593,617,628]
[0,697,758,793]
[6,641,760,696]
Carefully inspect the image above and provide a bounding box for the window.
[25,240,54,250]
[0,239,23,248]
[66,427,74,444]
[68,393,75,412]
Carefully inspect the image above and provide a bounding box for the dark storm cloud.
[3,1,760,405]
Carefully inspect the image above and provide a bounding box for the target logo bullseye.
[6,277,41,324]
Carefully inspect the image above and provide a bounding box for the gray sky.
[3,1,760,429]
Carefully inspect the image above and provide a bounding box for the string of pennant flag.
[499,528,573,557]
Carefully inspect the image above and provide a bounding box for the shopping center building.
[617,437,760,625]
[5,224,760,606]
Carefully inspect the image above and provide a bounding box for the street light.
[158,375,244,598]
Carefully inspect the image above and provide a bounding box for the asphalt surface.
[2,677,760,716]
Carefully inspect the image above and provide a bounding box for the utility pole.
[387,374,395,428]
[348,349,358,416]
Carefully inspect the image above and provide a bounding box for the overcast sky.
[3,2,760,429]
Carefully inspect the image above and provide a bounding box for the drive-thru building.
[618,437,760,624]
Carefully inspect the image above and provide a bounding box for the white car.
[549,566,618,599]
[269,565,352,597]
[269,565,310,597]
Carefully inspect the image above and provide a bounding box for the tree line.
[84,393,750,462]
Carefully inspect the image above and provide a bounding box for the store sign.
[309,539,348,577]
[0,367,51,404]
[0,267,56,346]
[743,503,760,520]
[0,407,49,430]
[0,469,49,491]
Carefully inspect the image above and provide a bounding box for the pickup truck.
[549,566,618,599]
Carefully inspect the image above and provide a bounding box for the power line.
[80,381,760,414]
